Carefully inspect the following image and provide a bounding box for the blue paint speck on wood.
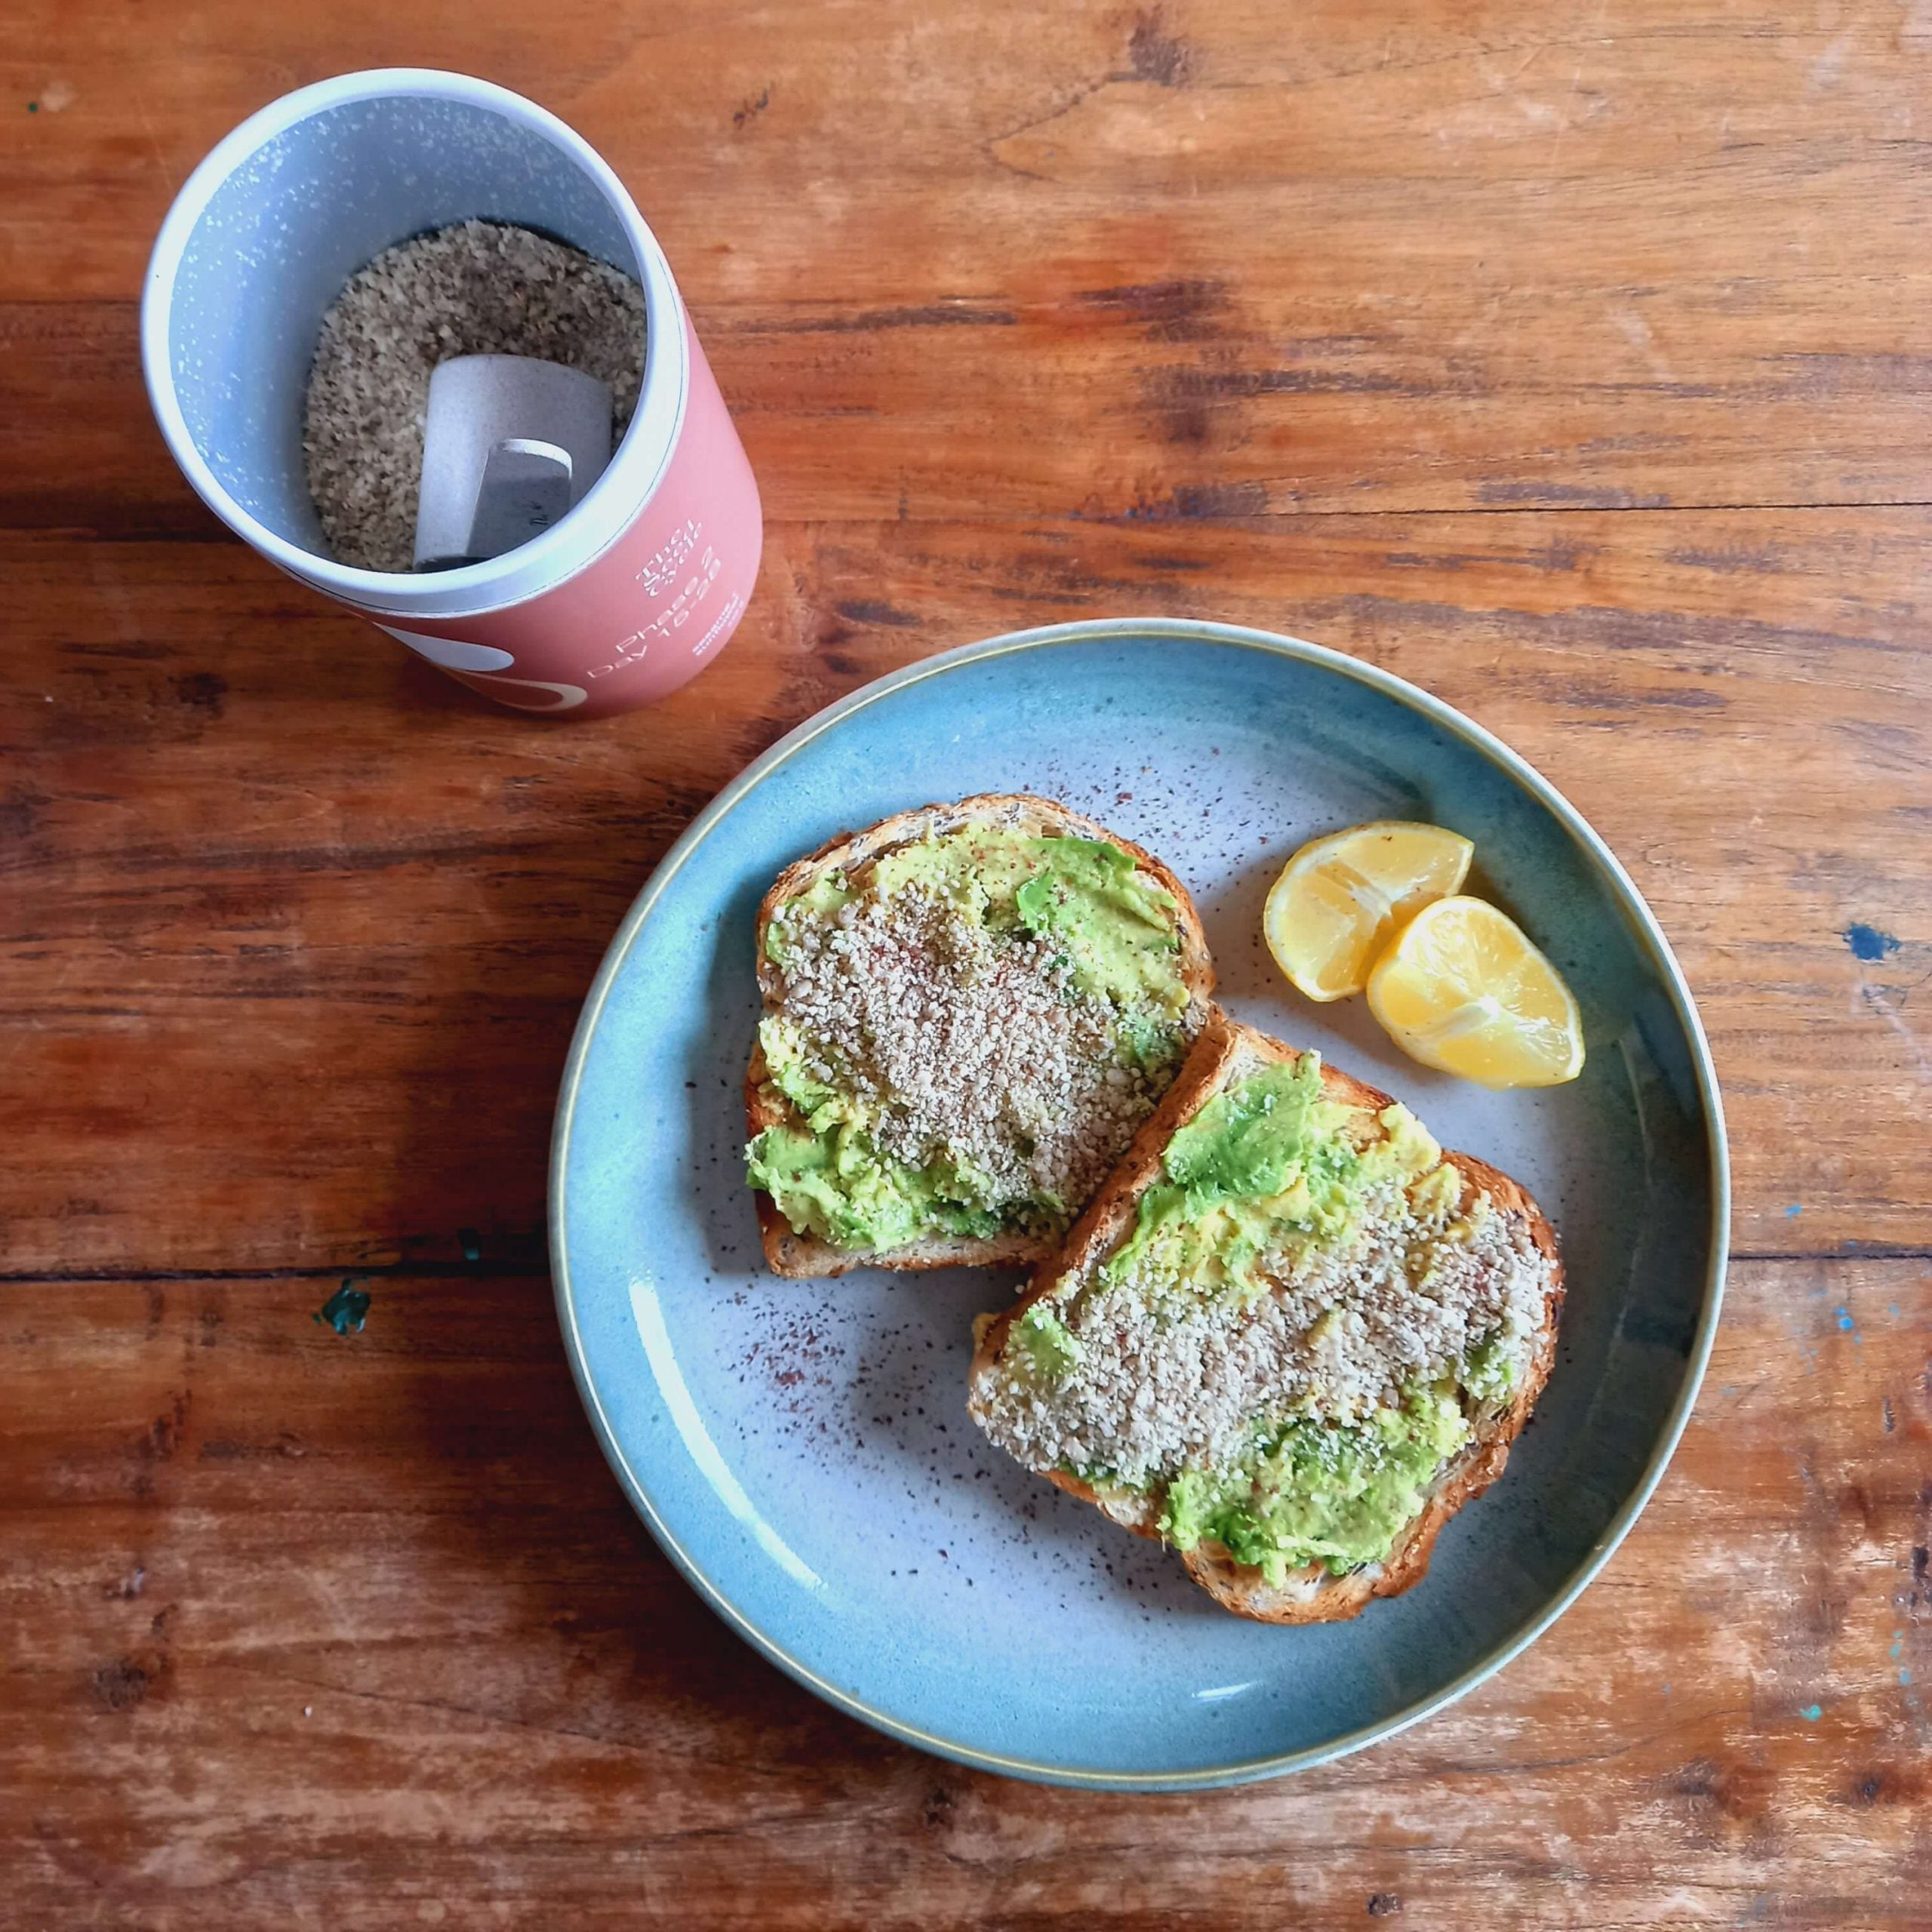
[1786,1202,1803,1217]
[1799,1703,1823,1721]
[1842,922,1901,961]
[315,1283,371,1336]
[1904,1669,1915,1686]
[1835,1306,1856,1331]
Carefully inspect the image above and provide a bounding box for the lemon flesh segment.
[1263,821,1475,1001]
[1366,894,1585,1089]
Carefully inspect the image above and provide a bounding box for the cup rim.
[140,68,688,620]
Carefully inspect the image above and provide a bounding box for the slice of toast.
[967,1017,1564,1623]
[746,794,1216,1278]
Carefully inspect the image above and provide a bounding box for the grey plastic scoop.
[413,354,614,570]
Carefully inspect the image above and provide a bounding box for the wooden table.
[5,2,1929,1924]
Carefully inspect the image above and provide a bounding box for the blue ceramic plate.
[551,620,1728,1789]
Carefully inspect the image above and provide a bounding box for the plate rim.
[549,616,1732,1791]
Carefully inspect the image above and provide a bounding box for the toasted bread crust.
[968,1017,1565,1623]
[746,795,1216,1278]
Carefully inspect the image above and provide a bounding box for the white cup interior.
[158,88,644,564]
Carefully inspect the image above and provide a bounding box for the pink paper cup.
[143,69,762,719]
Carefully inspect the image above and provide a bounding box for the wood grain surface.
[3,0,1929,1924]
[5,1264,1928,1928]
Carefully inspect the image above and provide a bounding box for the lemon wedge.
[1263,820,1475,1001]
[1365,895,1584,1088]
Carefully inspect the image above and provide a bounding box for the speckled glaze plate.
[551,619,1728,1789]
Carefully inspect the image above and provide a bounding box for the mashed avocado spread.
[746,825,1190,1249]
[1023,1052,1515,1580]
[1159,1388,1471,1585]
[870,827,1183,1005]
[1103,1057,1447,1303]
[741,1116,1005,1250]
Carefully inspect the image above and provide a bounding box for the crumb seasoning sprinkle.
[778,881,1164,1217]
[973,1051,1559,1487]
[302,220,646,573]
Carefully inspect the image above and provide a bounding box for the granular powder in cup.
[302,219,647,573]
